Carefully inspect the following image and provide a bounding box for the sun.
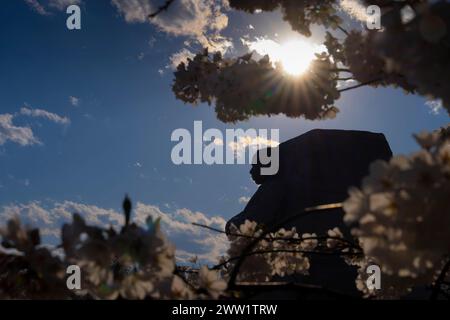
[245,38,321,76]
[278,40,317,76]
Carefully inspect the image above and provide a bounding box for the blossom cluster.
[0,202,227,300]
[330,1,450,114]
[333,1,450,114]
[228,0,341,36]
[224,220,319,282]
[174,1,450,122]
[372,1,450,114]
[61,213,175,299]
[2,126,450,300]
[173,50,340,123]
[341,31,416,92]
[343,127,450,298]
[0,218,69,299]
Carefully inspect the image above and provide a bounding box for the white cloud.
[228,135,279,153]
[340,0,412,27]
[425,99,443,115]
[337,79,358,89]
[111,0,231,52]
[0,114,40,146]
[24,0,82,15]
[110,0,153,23]
[0,201,123,241]
[0,202,54,225]
[238,196,250,204]
[242,37,324,68]
[135,203,196,233]
[169,48,195,69]
[176,232,227,264]
[148,36,156,47]
[48,0,82,11]
[24,0,49,15]
[135,203,228,263]
[20,107,70,125]
[69,96,80,107]
[0,200,229,263]
[241,37,284,59]
[54,201,125,226]
[339,0,370,22]
[111,0,227,33]
[0,106,70,147]
[176,208,226,229]
[137,52,145,60]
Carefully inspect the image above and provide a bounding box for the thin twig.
[212,248,362,271]
[227,203,344,288]
[338,78,382,93]
[337,26,349,36]
[430,257,450,300]
[336,77,355,81]
[233,282,360,299]
[173,267,198,291]
[330,68,352,73]
[191,222,360,249]
[148,0,175,18]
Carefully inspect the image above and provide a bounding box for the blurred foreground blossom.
[0,198,228,300]
[225,220,317,282]
[198,266,227,299]
[0,218,69,299]
[173,50,340,123]
[62,213,176,299]
[344,126,450,298]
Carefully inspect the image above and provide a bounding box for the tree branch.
[337,25,349,36]
[233,282,361,299]
[148,0,176,18]
[330,68,352,73]
[191,222,360,249]
[227,203,344,288]
[336,77,355,81]
[213,248,362,271]
[338,78,382,93]
[430,257,450,300]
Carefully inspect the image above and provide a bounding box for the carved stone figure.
[227,129,393,296]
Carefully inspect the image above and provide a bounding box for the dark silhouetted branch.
[212,248,362,271]
[191,222,360,249]
[337,26,349,36]
[336,77,355,81]
[148,0,175,18]
[227,203,344,288]
[430,257,450,300]
[338,78,382,93]
[234,282,361,299]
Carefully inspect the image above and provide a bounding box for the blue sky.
[0,0,448,262]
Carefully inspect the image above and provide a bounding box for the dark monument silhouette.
[226,129,393,297]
